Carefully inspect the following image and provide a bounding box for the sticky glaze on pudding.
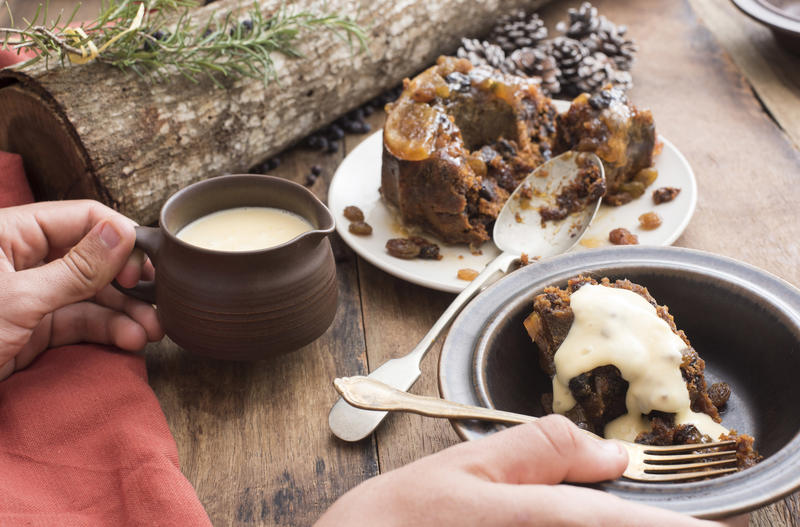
[381,56,557,250]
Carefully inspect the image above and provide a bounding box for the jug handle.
[112,226,161,304]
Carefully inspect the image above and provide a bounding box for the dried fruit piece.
[410,236,442,260]
[343,206,364,222]
[609,227,638,245]
[349,221,373,235]
[638,212,662,230]
[386,238,420,259]
[617,180,645,199]
[653,186,681,205]
[708,382,731,408]
[457,268,480,281]
[634,168,658,187]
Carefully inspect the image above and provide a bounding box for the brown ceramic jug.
[118,174,338,360]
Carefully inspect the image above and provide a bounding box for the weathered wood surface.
[689,0,800,151]
[0,0,550,225]
[4,0,800,526]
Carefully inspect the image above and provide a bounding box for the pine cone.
[607,67,633,91]
[573,52,614,94]
[506,47,561,96]
[456,38,507,70]
[490,10,548,54]
[584,17,637,71]
[549,36,590,95]
[556,2,601,40]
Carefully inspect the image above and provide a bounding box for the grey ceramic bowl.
[439,246,800,518]
[732,0,800,54]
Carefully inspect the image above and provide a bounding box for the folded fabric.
[1,49,211,526]
[0,346,211,526]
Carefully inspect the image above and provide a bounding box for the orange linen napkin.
[0,89,212,526]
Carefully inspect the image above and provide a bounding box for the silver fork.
[333,376,740,482]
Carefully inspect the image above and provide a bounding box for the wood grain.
[12,0,793,525]
[689,0,800,150]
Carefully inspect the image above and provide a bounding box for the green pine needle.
[0,0,368,85]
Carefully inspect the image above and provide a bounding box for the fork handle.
[334,376,539,425]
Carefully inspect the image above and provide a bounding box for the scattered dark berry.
[326,139,339,153]
[327,124,344,140]
[304,173,318,187]
[144,30,169,51]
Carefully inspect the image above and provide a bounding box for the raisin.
[609,227,639,245]
[457,268,479,281]
[708,382,731,408]
[409,236,442,260]
[348,221,372,236]
[386,238,420,259]
[653,186,681,205]
[638,212,662,230]
[343,206,364,222]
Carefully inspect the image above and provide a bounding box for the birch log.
[0,0,552,224]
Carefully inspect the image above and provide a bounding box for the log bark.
[0,0,552,224]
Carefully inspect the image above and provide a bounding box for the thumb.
[18,217,136,316]
[449,414,628,485]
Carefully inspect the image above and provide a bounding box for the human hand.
[0,200,164,380]
[317,414,743,526]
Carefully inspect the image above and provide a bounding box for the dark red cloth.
[0,49,211,526]
[0,347,211,526]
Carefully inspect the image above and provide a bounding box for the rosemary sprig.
[0,0,368,86]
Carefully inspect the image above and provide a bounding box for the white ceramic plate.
[328,103,697,293]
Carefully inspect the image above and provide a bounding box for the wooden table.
[6,0,797,525]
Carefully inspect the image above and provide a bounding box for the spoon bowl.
[493,151,605,257]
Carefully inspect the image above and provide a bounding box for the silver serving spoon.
[328,151,605,442]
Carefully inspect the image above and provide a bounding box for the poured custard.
[552,284,728,442]
[176,207,312,252]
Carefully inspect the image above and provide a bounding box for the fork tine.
[642,439,736,453]
[644,450,738,463]
[644,458,737,472]
[629,467,739,482]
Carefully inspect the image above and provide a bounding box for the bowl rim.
[438,245,800,518]
[732,0,800,33]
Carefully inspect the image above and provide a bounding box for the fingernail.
[99,221,121,248]
[599,439,626,458]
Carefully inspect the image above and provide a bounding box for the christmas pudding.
[381,56,557,248]
[523,276,759,468]
[554,85,657,206]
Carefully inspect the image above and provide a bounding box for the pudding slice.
[524,276,759,468]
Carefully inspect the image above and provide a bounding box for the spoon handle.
[334,376,537,425]
[327,251,519,442]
